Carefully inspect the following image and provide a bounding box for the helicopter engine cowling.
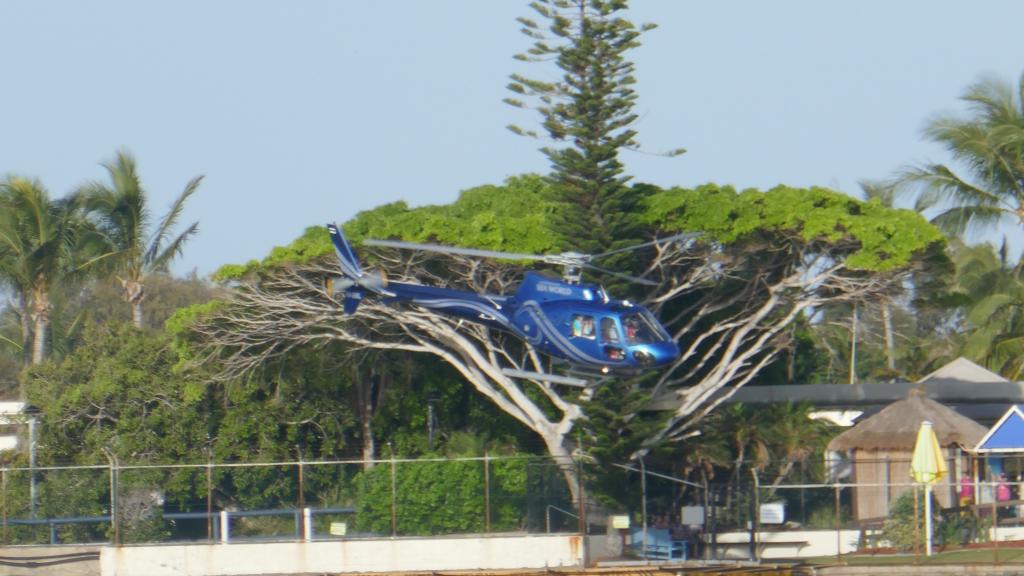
[358,268,388,292]
[325,268,386,295]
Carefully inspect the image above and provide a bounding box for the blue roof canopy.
[976,406,1024,453]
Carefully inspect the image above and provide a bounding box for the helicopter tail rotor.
[326,223,394,314]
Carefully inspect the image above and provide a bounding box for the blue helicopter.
[326,223,683,377]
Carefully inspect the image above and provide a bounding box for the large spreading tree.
[183,178,942,498]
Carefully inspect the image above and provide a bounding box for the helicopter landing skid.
[500,368,591,388]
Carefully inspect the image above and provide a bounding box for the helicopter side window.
[571,315,596,339]
[600,318,620,344]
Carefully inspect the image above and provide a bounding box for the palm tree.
[80,151,202,329]
[760,403,835,497]
[899,72,1024,236]
[950,240,1024,378]
[0,177,83,368]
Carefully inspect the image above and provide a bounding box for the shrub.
[881,490,938,551]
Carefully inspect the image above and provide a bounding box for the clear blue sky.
[1,1,1021,275]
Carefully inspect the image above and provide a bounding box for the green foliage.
[0,176,92,365]
[899,71,1024,236]
[72,273,215,331]
[804,497,851,530]
[213,175,561,280]
[25,322,211,465]
[165,300,224,338]
[366,353,537,457]
[350,176,560,252]
[77,150,202,329]
[582,378,670,508]
[935,511,988,547]
[214,226,330,281]
[15,323,209,541]
[949,241,1024,379]
[508,0,669,254]
[751,313,826,385]
[880,490,989,550]
[644,184,944,272]
[19,320,363,532]
[353,457,527,535]
[881,490,937,551]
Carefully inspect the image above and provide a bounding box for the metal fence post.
[297,454,305,512]
[799,461,806,525]
[28,417,36,520]
[103,449,119,546]
[750,469,760,562]
[1,468,7,543]
[484,453,491,534]
[701,472,710,561]
[219,510,229,543]
[206,461,213,542]
[834,484,841,564]
[303,507,312,542]
[390,451,397,537]
[639,456,647,558]
[992,483,999,564]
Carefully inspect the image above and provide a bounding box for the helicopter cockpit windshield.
[622,311,667,345]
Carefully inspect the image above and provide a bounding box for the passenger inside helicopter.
[622,312,660,344]
[571,315,596,339]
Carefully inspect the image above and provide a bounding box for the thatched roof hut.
[828,388,987,452]
[828,388,987,521]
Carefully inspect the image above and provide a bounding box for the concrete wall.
[0,545,99,576]
[100,533,584,576]
[714,529,861,560]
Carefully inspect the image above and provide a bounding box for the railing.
[545,505,578,533]
[2,507,354,545]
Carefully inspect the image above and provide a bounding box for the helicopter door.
[600,318,626,361]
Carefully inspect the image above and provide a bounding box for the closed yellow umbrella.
[910,421,947,556]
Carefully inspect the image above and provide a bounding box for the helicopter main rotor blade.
[581,263,658,286]
[362,239,547,262]
[592,232,700,260]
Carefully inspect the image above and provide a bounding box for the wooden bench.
[707,534,810,557]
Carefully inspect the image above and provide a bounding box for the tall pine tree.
[505,0,684,254]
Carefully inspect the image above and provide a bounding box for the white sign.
[681,506,704,526]
[329,522,347,536]
[0,436,17,451]
[611,515,630,529]
[759,502,785,524]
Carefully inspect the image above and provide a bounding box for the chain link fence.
[6,452,1021,561]
[615,456,1024,561]
[0,455,580,545]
